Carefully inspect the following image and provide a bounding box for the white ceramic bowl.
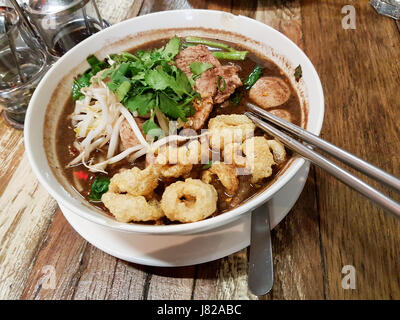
[25,10,324,236]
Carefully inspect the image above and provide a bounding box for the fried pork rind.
[101,193,164,223]
[242,137,286,184]
[160,178,218,223]
[155,140,201,166]
[202,162,239,195]
[108,165,161,196]
[153,140,201,178]
[208,114,255,150]
[102,165,164,222]
[223,142,247,167]
[161,164,193,179]
[267,139,286,164]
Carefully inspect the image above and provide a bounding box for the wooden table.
[0,0,399,300]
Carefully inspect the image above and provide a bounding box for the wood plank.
[254,0,303,48]
[191,250,258,300]
[145,266,197,300]
[125,0,145,20]
[269,167,324,299]
[301,0,400,299]
[0,155,58,299]
[0,113,25,195]
[73,249,148,300]
[20,210,148,300]
[20,210,88,299]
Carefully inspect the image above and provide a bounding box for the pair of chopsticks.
[245,103,400,218]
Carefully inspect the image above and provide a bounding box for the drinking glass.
[21,0,109,58]
[0,5,49,129]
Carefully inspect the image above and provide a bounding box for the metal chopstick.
[247,102,400,192]
[244,111,400,218]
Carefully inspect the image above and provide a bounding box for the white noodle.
[149,132,209,153]
[88,144,146,172]
[80,96,108,148]
[68,136,106,167]
[107,115,124,159]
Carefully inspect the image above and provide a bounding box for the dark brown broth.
[55,37,302,224]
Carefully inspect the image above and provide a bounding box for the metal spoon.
[248,201,274,296]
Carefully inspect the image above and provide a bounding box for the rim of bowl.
[25,9,324,235]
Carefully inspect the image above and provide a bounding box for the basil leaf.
[89,176,110,201]
[230,89,242,106]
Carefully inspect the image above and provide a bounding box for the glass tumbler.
[21,0,109,58]
[0,5,49,129]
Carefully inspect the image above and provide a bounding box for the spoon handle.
[248,202,274,296]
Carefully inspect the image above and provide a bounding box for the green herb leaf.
[116,81,131,101]
[294,65,302,82]
[175,69,193,93]
[126,92,155,115]
[217,76,226,92]
[142,117,164,138]
[145,68,173,91]
[80,37,200,123]
[202,161,213,170]
[87,55,101,68]
[159,92,185,120]
[72,55,110,100]
[190,61,213,78]
[163,36,181,60]
[230,89,242,106]
[89,176,110,201]
[244,65,263,90]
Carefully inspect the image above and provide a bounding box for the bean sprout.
[68,79,208,173]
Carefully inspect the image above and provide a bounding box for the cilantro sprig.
[72,36,202,136]
[72,55,110,100]
[104,36,198,135]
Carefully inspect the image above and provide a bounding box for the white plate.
[61,162,310,267]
